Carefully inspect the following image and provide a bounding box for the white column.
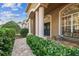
[50,15,53,39]
[29,19,31,34]
[59,13,61,35]
[71,14,73,36]
[39,6,44,37]
[35,11,39,36]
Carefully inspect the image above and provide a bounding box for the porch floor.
[55,39,79,48]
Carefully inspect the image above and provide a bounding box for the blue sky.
[0,3,28,25]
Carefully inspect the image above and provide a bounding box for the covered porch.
[28,3,68,39]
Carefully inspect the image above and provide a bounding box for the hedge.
[0,28,15,56]
[20,28,28,37]
[26,35,79,56]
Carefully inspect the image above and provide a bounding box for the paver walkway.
[12,38,34,56]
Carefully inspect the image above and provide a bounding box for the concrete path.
[12,38,34,56]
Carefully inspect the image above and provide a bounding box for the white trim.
[59,4,72,13]
[59,12,61,36]
[48,15,52,38]
[71,14,73,34]
[35,10,39,36]
[62,12,79,18]
[59,4,73,36]
[29,19,31,34]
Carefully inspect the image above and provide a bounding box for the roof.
[25,3,31,12]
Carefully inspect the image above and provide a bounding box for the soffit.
[45,3,68,15]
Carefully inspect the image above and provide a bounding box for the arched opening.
[60,4,79,38]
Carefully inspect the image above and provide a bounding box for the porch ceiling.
[45,3,68,15]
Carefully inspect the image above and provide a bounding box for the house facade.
[18,20,29,29]
[26,3,79,39]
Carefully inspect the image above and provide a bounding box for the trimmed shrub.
[0,28,15,56]
[20,28,28,37]
[26,35,79,56]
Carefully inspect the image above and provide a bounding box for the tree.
[2,21,21,34]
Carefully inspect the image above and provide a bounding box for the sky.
[0,3,28,25]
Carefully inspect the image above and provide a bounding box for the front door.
[44,22,50,36]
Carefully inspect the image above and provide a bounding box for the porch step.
[44,36,50,39]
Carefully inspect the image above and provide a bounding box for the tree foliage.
[2,21,21,34]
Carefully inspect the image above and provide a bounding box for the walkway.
[12,38,34,56]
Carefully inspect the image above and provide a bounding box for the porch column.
[38,6,44,37]
[59,13,61,36]
[35,11,39,36]
[29,19,31,34]
[71,14,73,36]
[50,15,53,39]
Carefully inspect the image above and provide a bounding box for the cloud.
[1,3,22,8]
[0,11,21,24]
[1,3,16,8]
[12,8,19,11]
[0,11,14,17]
[1,3,22,11]
[17,4,22,7]
[0,3,26,25]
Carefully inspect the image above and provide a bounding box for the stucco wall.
[44,8,59,37]
[50,6,66,37]
[52,9,59,36]
[44,5,67,37]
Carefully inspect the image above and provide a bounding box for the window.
[62,15,71,37]
[61,12,79,38]
[44,22,50,36]
[60,4,79,38]
[73,13,79,37]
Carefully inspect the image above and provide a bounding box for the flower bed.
[0,28,15,56]
[26,35,79,56]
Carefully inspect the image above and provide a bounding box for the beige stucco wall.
[49,6,66,37]
[44,15,50,23]
[43,4,67,38]
[44,9,59,37]
[51,9,59,36]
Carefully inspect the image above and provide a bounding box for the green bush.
[26,35,79,56]
[0,28,15,56]
[20,28,28,37]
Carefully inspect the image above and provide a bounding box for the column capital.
[40,3,48,8]
[35,3,48,12]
